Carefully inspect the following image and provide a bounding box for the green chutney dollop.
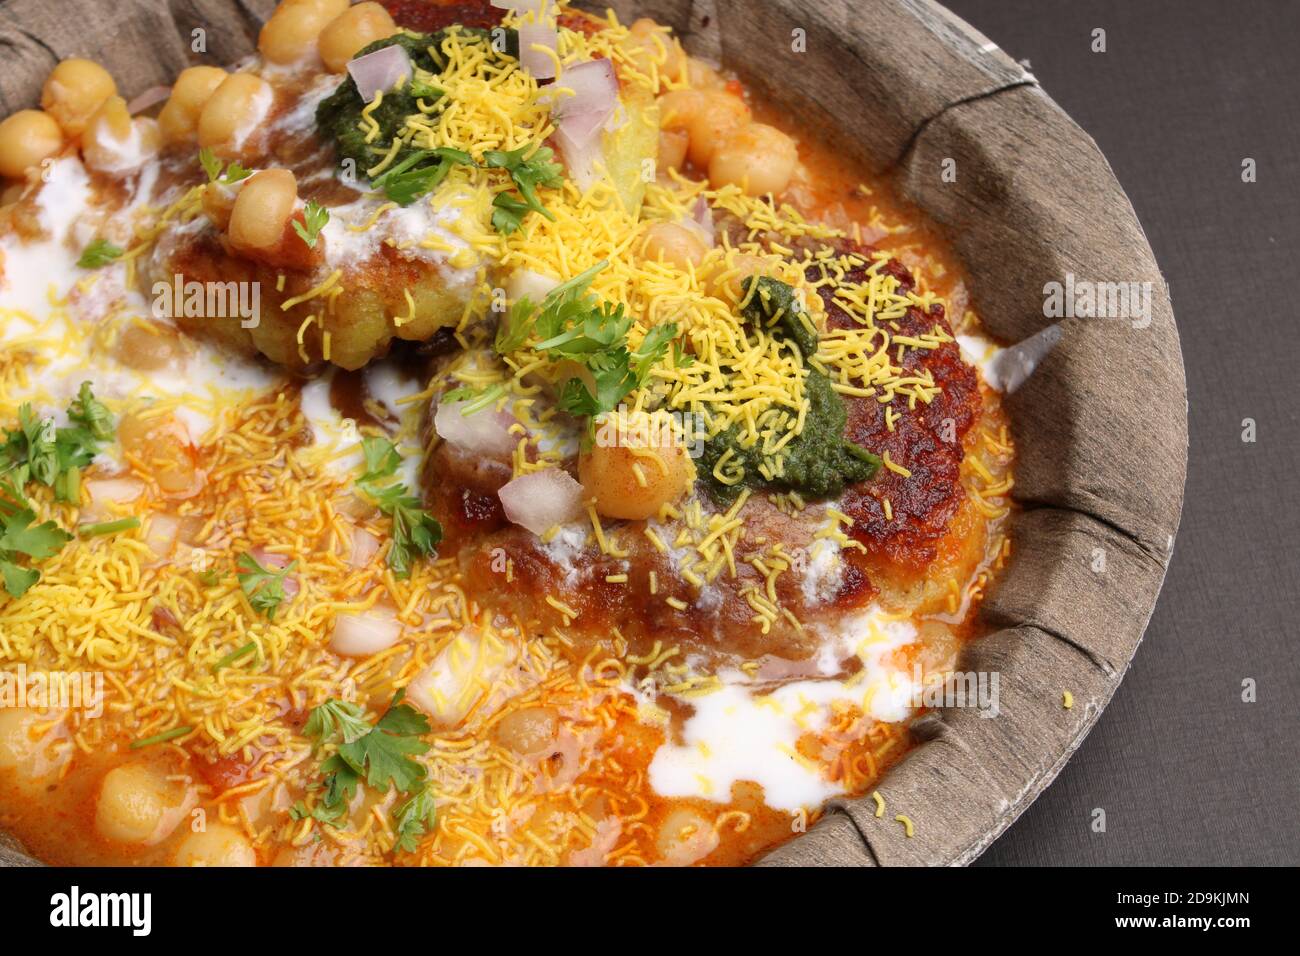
[314,27,518,176]
[698,277,881,503]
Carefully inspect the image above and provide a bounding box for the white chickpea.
[658,128,688,172]
[318,2,398,73]
[0,110,65,179]
[640,221,708,271]
[173,824,257,866]
[707,252,774,302]
[0,708,41,771]
[656,807,719,865]
[228,167,299,261]
[158,66,228,145]
[0,708,68,788]
[197,73,272,158]
[40,58,117,138]
[95,761,194,845]
[81,95,161,173]
[494,706,559,755]
[912,620,961,676]
[626,17,687,82]
[505,267,559,305]
[143,512,180,560]
[580,412,695,521]
[112,318,193,371]
[708,122,799,197]
[685,57,725,90]
[658,89,750,168]
[117,410,204,499]
[259,0,351,65]
[201,180,236,231]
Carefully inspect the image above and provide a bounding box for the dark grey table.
[937,0,1300,866]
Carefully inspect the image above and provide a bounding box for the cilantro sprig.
[235,551,298,621]
[0,484,72,598]
[0,383,115,596]
[198,146,252,185]
[354,437,442,577]
[76,239,123,269]
[392,786,438,852]
[495,262,681,418]
[292,200,330,248]
[490,192,531,235]
[373,147,475,206]
[483,144,564,233]
[297,691,435,849]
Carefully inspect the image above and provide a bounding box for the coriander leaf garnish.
[2,385,113,491]
[302,692,434,843]
[0,562,38,599]
[490,192,530,235]
[235,551,298,620]
[76,239,124,270]
[353,438,442,577]
[199,146,223,183]
[494,261,678,418]
[304,698,375,744]
[54,383,116,502]
[0,385,115,595]
[4,405,59,486]
[198,146,253,185]
[363,481,443,578]
[0,494,72,598]
[373,147,475,206]
[358,434,402,483]
[0,504,71,561]
[483,144,564,224]
[292,200,330,248]
[67,382,113,442]
[392,785,437,853]
[223,161,253,184]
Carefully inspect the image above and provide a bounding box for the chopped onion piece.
[407,626,515,728]
[348,526,381,569]
[330,606,402,658]
[552,59,618,146]
[691,195,714,234]
[553,124,603,193]
[518,21,559,80]
[143,513,180,559]
[506,268,559,305]
[434,399,517,457]
[498,469,586,536]
[82,478,144,520]
[491,0,548,13]
[680,195,716,247]
[347,44,412,104]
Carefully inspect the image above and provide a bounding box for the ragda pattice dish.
[0,0,1014,866]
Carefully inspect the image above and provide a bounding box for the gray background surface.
[940,0,1300,866]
